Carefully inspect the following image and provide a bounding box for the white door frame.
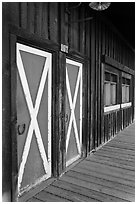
[16,43,52,194]
[66,59,83,167]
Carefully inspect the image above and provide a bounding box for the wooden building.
[2,2,135,201]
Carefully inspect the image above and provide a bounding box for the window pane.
[126,78,130,85]
[126,85,129,102]
[122,85,126,103]
[111,83,116,104]
[105,72,110,81]
[122,77,125,84]
[111,74,117,83]
[104,82,111,106]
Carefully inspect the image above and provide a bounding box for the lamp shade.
[89,2,111,11]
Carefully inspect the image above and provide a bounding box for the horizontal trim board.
[121,102,132,109]
[17,43,51,57]
[66,59,82,67]
[122,72,131,79]
[104,104,120,113]
[102,55,134,75]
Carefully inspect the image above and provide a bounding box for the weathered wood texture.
[25,123,135,202]
[57,52,66,175]
[104,110,119,143]
[4,2,135,66]
[122,107,133,129]
[2,3,12,201]
[3,2,135,153]
[2,3,135,200]
[104,107,133,143]
[10,34,18,201]
[93,14,134,150]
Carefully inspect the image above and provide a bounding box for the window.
[104,72,117,106]
[122,77,130,103]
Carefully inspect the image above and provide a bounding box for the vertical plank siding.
[34,3,43,35]
[104,111,119,142]
[104,107,133,142]
[93,15,134,150]
[90,19,96,151]
[122,107,133,129]
[49,3,59,43]
[27,3,35,34]
[20,3,27,29]
[95,18,98,148]
[79,5,85,54]
[2,3,134,201]
[41,3,48,39]
[2,3,12,201]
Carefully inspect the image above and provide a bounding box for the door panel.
[21,135,46,189]
[66,126,79,162]
[16,43,52,195]
[66,59,82,167]
[17,70,30,166]
[19,51,46,105]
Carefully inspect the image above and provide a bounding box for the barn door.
[16,43,52,195]
[66,59,82,167]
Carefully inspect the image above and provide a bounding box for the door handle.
[18,123,26,135]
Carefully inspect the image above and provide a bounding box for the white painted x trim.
[17,43,52,192]
[66,59,82,157]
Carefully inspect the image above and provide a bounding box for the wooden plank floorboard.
[74,163,135,183]
[44,185,99,202]
[95,148,135,158]
[60,174,134,201]
[115,135,134,139]
[112,139,134,145]
[102,141,135,149]
[86,154,135,167]
[52,180,128,202]
[118,133,135,136]
[105,143,135,151]
[25,123,135,202]
[73,165,135,187]
[115,135,134,140]
[34,190,70,202]
[101,145,135,155]
[105,142,135,149]
[76,160,135,177]
[92,148,135,158]
[95,150,135,160]
[66,170,134,194]
[85,160,134,172]
[27,197,42,202]
[94,153,135,163]
[108,137,135,143]
[111,139,134,145]
[92,146,134,156]
[86,157,135,171]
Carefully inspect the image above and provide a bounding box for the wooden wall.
[2,2,135,201]
[89,14,135,151]
[2,3,12,202]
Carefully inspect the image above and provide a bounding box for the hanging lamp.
[89,2,111,11]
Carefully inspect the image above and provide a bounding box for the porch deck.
[22,123,135,202]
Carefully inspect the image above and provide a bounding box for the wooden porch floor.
[23,123,135,202]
